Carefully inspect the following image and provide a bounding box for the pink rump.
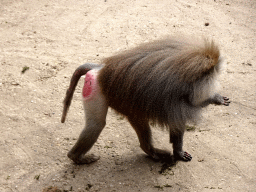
[82,70,98,100]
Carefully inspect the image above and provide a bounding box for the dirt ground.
[0,0,255,191]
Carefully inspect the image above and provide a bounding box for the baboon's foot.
[174,151,192,161]
[68,153,100,164]
[150,148,172,161]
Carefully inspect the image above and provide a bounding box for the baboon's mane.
[98,37,220,128]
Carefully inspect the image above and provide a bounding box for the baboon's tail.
[61,63,102,123]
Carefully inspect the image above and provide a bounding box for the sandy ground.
[0,0,255,191]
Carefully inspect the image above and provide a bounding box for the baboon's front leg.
[128,117,171,161]
[170,129,192,161]
[211,94,230,106]
[200,93,230,107]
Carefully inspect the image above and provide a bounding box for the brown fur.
[61,36,229,164]
[98,36,222,129]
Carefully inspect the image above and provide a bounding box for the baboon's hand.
[174,151,192,162]
[222,96,230,106]
[212,94,231,106]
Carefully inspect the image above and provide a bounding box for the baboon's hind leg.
[128,116,172,161]
[68,92,108,164]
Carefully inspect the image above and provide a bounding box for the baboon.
[61,36,230,164]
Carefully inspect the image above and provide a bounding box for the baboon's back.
[98,37,220,126]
